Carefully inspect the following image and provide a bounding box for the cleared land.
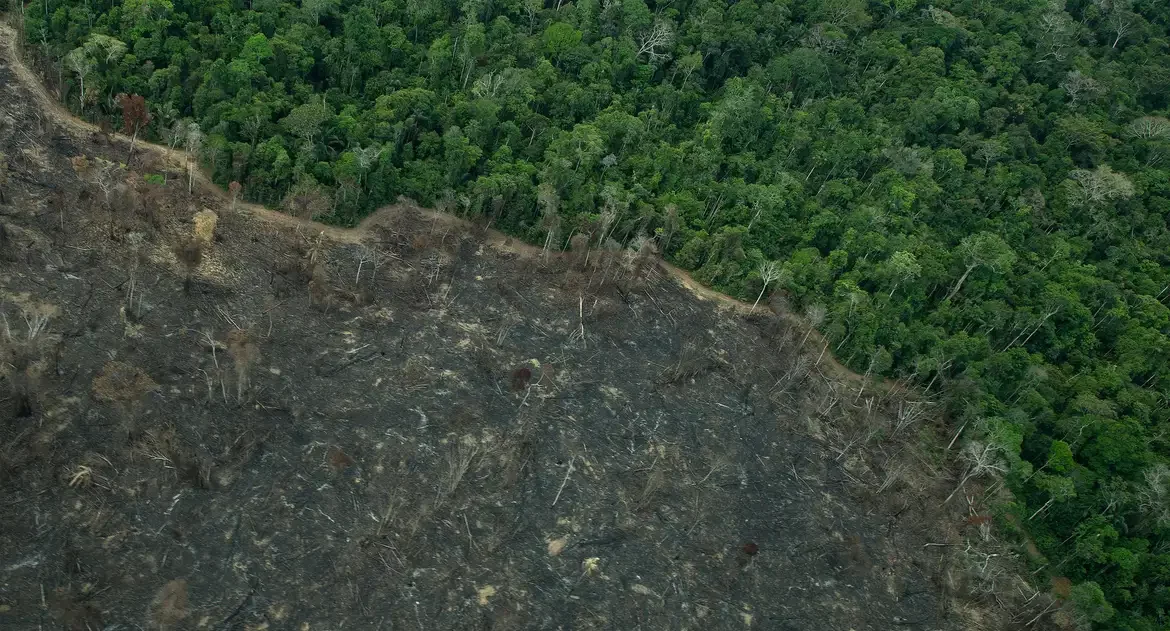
[0,30,1036,631]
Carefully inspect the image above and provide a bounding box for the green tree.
[945,232,1016,302]
[281,99,332,145]
[542,22,581,64]
[884,250,921,297]
[1068,581,1115,626]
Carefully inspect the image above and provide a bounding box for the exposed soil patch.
[0,28,992,631]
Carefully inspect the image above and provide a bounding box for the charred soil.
[0,30,1017,631]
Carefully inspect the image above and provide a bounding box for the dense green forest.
[12,0,1170,626]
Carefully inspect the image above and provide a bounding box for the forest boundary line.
[0,18,891,392]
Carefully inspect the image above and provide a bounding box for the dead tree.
[944,437,1009,505]
[636,19,674,63]
[124,232,147,319]
[308,262,333,309]
[72,156,123,238]
[118,93,151,166]
[185,124,203,194]
[284,182,331,220]
[110,182,141,231]
[752,261,784,312]
[537,183,561,261]
[628,236,657,283]
[225,329,260,401]
[228,180,242,211]
[0,152,8,204]
[97,168,123,238]
[355,243,386,286]
[174,238,203,294]
[569,233,590,270]
[137,179,167,230]
[0,299,59,417]
[660,204,679,253]
[193,209,218,247]
[91,360,158,435]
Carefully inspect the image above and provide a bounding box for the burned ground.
[0,40,1021,631]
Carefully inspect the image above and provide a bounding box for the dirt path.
[0,19,890,390]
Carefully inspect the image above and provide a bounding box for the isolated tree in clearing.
[752,261,785,312]
[91,360,157,435]
[0,298,59,417]
[174,238,203,294]
[225,329,260,401]
[118,93,151,165]
[228,181,242,211]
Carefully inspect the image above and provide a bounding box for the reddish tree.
[118,93,151,165]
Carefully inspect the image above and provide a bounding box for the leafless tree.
[308,262,333,309]
[284,181,331,220]
[945,435,1009,505]
[955,537,1017,601]
[167,119,188,156]
[1125,116,1170,140]
[596,201,618,247]
[799,304,826,349]
[636,19,674,64]
[355,244,386,285]
[472,71,506,99]
[226,329,260,401]
[751,261,784,312]
[1,299,57,345]
[86,157,121,207]
[1034,8,1075,64]
[891,400,929,437]
[66,47,93,109]
[185,123,203,193]
[174,238,203,293]
[124,232,148,318]
[801,24,846,55]
[0,298,59,417]
[353,146,381,187]
[1068,165,1134,209]
[569,233,590,270]
[537,183,560,260]
[923,6,959,27]
[1094,0,1137,48]
[974,139,1005,170]
[91,360,158,433]
[1107,9,1136,48]
[439,440,479,500]
[523,0,542,31]
[627,235,657,282]
[1137,463,1170,529]
[1060,70,1103,104]
[228,181,242,210]
[659,204,680,253]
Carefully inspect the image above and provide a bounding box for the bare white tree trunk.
[751,281,770,312]
[945,264,977,302]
